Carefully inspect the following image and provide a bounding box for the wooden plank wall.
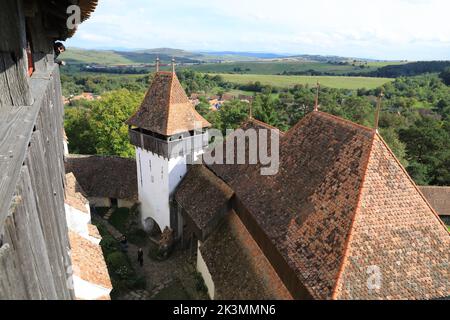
[0,0,74,299]
[0,0,32,106]
[0,70,74,300]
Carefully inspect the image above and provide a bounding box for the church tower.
[126,63,210,232]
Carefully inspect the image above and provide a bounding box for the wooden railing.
[129,128,208,159]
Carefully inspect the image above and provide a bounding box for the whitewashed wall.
[89,197,111,208]
[136,147,171,230]
[65,204,91,239]
[72,275,110,300]
[197,241,215,300]
[117,199,135,209]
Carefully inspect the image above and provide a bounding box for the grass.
[151,279,191,300]
[213,73,393,90]
[183,61,405,75]
[109,208,130,234]
[93,216,147,298]
[61,49,135,65]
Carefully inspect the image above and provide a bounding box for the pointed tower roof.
[126,71,210,136]
[205,111,449,300]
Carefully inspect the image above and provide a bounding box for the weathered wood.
[0,51,33,106]
[0,0,27,52]
[0,243,28,299]
[0,0,86,300]
[0,104,40,228]
[25,130,69,298]
[27,0,55,73]
[4,166,58,299]
[0,0,32,106]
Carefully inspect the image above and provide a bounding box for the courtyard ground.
[92,208,209,300]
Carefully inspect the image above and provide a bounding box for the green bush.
[128,276,147,290]
[195,272,208,294]
[106,251,130,271]
[109,208,130,234]
[115,265,133,280]
[100,234,119,255]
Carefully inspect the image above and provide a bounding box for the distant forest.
[366,61,450,78]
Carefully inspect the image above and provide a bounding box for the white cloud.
[66,0,450,60]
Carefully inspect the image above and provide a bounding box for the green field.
[61,49,135,65]
[213,73,393,90]
[183,61,405,76]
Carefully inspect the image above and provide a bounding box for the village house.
[65,155,138,209]
[125,64,449,300]
[0,0,103,300]
[419,186,450,225]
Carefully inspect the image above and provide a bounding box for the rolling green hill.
[61,48,204,65]
[61,49,135,64]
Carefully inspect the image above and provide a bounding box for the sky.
[67,0,450,60]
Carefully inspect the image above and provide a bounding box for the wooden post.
[374,92,384,132]
[314,81,320,112]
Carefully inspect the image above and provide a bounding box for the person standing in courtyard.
[137,248,144,267]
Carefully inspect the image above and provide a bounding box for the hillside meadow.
[181,61,405,75]
[212,73,393,90]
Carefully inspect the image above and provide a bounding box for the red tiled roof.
[69,231,112,290]
[126,72,210,136]
[65,173,89,214]
[200,211,293,300]
[174,165,233,239]
[205,111,450,300]
[419,186,450,216]
[65,155,138,201]
[88,224,102,240]
[334,134,449,299]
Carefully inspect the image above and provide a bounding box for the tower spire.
[314,81,320,112]
[155,56,160,72]
[249,101,253,119]
[374,91,384,132]
[171,57,176,73]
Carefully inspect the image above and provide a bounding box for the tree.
[195,97,211,117]
[253,93,288,131]
[439,67,450,86]
[217,100,250,133]
[64,107,96,154]
[89,89,144,158]
[379,127,408,167]
[399,116,450,185]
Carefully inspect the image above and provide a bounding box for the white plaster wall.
[65,203,91,239]
[197,241,215,300]
[135,136,206,231]
[63,140,69,156]
[117,198,135,209]
[73,275,111,300]
[136,147,171,230]
[168,155,187,194]
[89,197,111,208]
